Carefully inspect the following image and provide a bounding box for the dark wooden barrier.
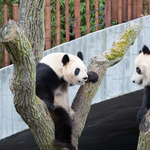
[105,0,143,27]
[45,0,51,50]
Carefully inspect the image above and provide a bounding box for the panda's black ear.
[77,51,83,61]
[62,54,70,65]
[142,45,150,54]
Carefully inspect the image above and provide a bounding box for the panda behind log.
[36,51,98,150]
[132,45,150,122]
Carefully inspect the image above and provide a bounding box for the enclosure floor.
[0,90,143,150]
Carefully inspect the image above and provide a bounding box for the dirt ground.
[0,90,143,150]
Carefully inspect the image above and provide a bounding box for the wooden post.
[74,0,81,39]
[65,0,69,42]
[86,0,90,34]
[45,0,51,50]
[149,0,150,14]
[137,0,143,18]
[95,0,99,31]
[118,0,122,24]
[105,0,111,28]
[4,5,9,67]
[128,0,131,21]
[13,4,18,22]
[132,0,137,19]
[56,0,60,45]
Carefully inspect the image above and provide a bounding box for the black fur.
[87,71,99,83]
[142,45,150,54]
[36,63,63,111]
[36,63,75,150]
[137,86,150,122]
[50,107,75,150]
[77,51,83,61]
[62,54,70,65]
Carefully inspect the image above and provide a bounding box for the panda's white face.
[132,47,150,87]
[63,58,88,85]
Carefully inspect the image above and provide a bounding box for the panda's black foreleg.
[87,71,99,83]
[36,87,55,111]
[137,86,150,122]
[50,106,75,150]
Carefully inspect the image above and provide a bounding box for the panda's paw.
[137,108,148,122]
[54,139,75,150]
[45,101,55,111]
[49,103,55,111]
[87,71,99,83]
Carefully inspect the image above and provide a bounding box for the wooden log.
[74,0,81,39]
[56,0,60,45]
[128,0,131,21]
[65,0,70,42]
[132,0,137,19]
[137,0,143,18]
[86,0,90,34]
[95,0,99,31]
[105,0,111,28]
[13,4,18,22]
[4,5,9,67]
[118,0,123,24]
[45,0,51,50]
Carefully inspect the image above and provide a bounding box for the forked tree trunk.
[0,17,140,150]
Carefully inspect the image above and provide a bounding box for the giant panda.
[132,45,150,122]
[36,51,98,150]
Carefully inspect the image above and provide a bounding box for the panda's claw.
[137,108,148,122]
[87,71,99,83]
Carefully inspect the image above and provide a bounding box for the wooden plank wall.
[111,0,143,22]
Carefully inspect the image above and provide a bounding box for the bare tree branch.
[71,23,140,148]
[0,20,58,150]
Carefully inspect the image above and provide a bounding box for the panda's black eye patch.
[136,67,141,74]
[75,68,80,76]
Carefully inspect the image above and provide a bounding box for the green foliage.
[50,0,105,47]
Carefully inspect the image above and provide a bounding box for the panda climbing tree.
[0,0,141,150]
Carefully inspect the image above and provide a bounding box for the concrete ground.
[0,90,143,150]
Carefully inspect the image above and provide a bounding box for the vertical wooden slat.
[74,0,81,39]
[118,0,122,24]
[13,4,18,22]
[105,0,111,28]
[128,0,131,21]
[45,0,51,50]
[95,0,99,31]
[86,0,90,34]
[137,0,143,18]
[4,5,9,67]
[65,0,69,42]
[149,0,150,14]
[132,0,137,19]
[122,0,128,22]
[56,0,60,45]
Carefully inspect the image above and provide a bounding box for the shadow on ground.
[0,90,143,150]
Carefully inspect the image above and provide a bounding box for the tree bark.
[137,110,150,149]
[18,0,46,64]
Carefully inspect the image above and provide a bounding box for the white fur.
[40,53,88,85]
[132,52,150,86]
